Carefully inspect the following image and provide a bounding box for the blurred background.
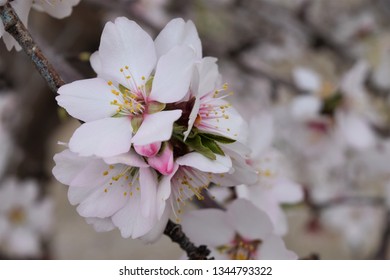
[1,0,390,259]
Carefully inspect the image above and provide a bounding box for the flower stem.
[0,3,64,93]
[164,220,213,260]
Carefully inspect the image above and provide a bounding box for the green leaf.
[186,135,216,160]
[199,133,236,144]
[201,136,225,156]
[118,84,129,95]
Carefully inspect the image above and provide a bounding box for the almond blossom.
[0,0,80,51]
[181,199,297,260]
[57,17,198,158]
[183,57,247,142]
[53,147,243,239]
[236,114,303,235]
[0,178,53,257]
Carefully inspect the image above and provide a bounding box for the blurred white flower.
[0,178,53,257]
[236,113,303,235]
[181,199,297,259]
[0,0,80,51]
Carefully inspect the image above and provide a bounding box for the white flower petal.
[69,117,132,157]
[155,18,202,59]
[338,112,375,149]
[228,199,273,240]
[8,227,40,257]
[292,67,321,92]
[56,78,119,122]
[247,113,274,157]
[140,206,170,244]
[104,150,149,168]
[111,196,155,239]
[98,17,156,88]
[131,110,182,146]
[156,164,178,218]
[140,167,157,218]
[89,51,102,75]
[33,0,80,19]
[149,46,196,103]
[28,198,53,235]
[53,149,110,188]
[76,180,129,218]
[258,235,297,260]
[196,57,219,97]
[68,185,96,205]
[85,217,116,232]
[291,95,322,120]
[181,208,234,247]
[176,152,232,173]
[272,178,303,204]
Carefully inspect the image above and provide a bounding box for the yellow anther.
[103,171,109,176]
[107,81,113,86]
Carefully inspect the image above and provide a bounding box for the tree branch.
[0,3,64,93]
[164,220,213,260]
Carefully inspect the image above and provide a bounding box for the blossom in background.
[57,17,197,158]
[0,178,53,257]
[291,63,377,151]
[0,0,80,51]
[236,113,303,235]
[181,199,297,260]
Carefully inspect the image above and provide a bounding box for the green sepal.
[201,137,225,156]
[320,92,343,116]
[145,76,154,95]
[131,116,143,133]
[186,135,216,160]
[199,133,236,144]
[148,101,166,114]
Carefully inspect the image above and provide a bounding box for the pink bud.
[147,144,174,175]
[134,142,161,157]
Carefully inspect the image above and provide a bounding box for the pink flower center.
[217,234,261,260]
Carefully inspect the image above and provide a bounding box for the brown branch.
[164,219,213,260]
[0,3,64,93]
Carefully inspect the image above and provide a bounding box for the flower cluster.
[53,18,257,242]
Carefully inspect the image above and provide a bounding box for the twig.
[0,3,64,93]
[373,211,390,259]
[164,220,213,260]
